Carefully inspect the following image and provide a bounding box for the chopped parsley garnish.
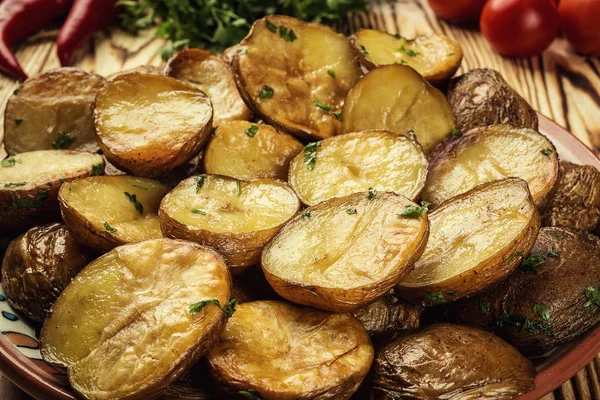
[12,189,49,209]
[505,251,524,264]
[360,45,368,54]
[304,142,321,170]
[239,47,248,55]
[313,101,331,111]
[541,148,553,156]
[450,128,461,137]
[190,298,238,318]
[191,209,207,215]
[584,285,600,312]
[259,85,274,99]
[236,180,242,196]
[15,119,23,126]
[520,253,546,274]
[52,131,74,149]
[279,26,297,41]
[124,192,144,214]
[4,182,26,188]
[196,175,206,192]
[398,201,430,218]
[398,38,417,57]
[239,390,266,400]
[447,52,455,56]
[347,208,357,215]
[1,158,20,168]
[550,232,564,238]
[423,290,456,306]
[132,184,148,190]
[367,187,377,200]
[533,304,551,321]
[303,210,311,220]
[493,313,553,336]
[332,111,342,120]
[265,19,277,32]
[480,301,491,316]
[91,163,103,176]
[245,124,259,137]
[400,59,408,64]
[327,69,336,78]
[104,222,117,233]
[547,249,560,258]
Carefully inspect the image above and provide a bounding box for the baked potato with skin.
[164,49,252,127]
[0,150,104,232]
[542,161,600,231]
[159,175,300,271]
[371,323,535,399]
[288,130,428,206]
[4,68,105,155]
[1,223,91,322]
[422,124,559,209]
[452,227,600,356]
[58,176,169,252]
[261,192,429,312]
[396,178,541,304]
[106,65,162,80]
[352,30,463,85]
[207,301,374,399]
[352,292,421,338]
[203,121,303,181]
[340,64,455,154]
[40,239,231,400]
[447,68,538,132]
[233,15,362,141]
[94,73,213,178]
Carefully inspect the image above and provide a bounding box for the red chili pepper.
[57,0,119,66]
[0,0,73,79]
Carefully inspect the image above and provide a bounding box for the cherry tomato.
[428,0,488,23]
[559,0,600,56]
[481,0,560,57]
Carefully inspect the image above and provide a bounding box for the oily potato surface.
[94,73,213,177]
[288,130,428,206]
[40,239,231,400]
[262,192,429,312]
[233,15,362,140]
[203,121,303,181]
[207,301,373,399]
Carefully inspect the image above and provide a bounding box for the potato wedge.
[396,178,540,304]
[288,130,427,206]
[159,175,300,271]
[340,64,455,153]
[422,124,559,208]
[262,192,429,312]
[0,150,104,232]
[40,239,231,400]
[4,68,105,155]
[94,73,213,177]
[164,49,252,127]
[352,30,463,84]
[207,301,373,399]
[371,324,535,399]
[352,292,421,338]
[58,176,169,252]
[233,15,362,140]
[203,121,303,181]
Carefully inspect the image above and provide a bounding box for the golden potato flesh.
[233,15,362,140]
[352,30,463,84]
[340,65,455,153]
[396,178,540,304]
[203,121,303,181]
[4,68,105,155]
[262,192,429,312]
[207,301,373,399]
[159,175,300,270]
[288,130,427,206]
[422,124,559,208]
[58,176,169,252]
[40,239,231,400]
[164,49,252,127]
[94,73,213,177]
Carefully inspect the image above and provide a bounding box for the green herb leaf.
[196,175,206,193]
[236,180,242,196]
[304,142,321,170]
[547,249,560,258]
[585,285,600,312]
[190,298,238,318]
[479,301,491,316]
[12,189,49,209]
[332,111,342,120]
[505,251,524,264]
[493,314,553,336]
[132,184,148,190]
[245,124,259,137]
[265,19,278,32]
[91,163,103,176]
[359,45,369,55]
[124,192,144,214]
[279,26,297,41]
[104,222,117,233]
[313,101,331,111]
[450,128,461,137]
[346,208,357,215]
[423,291,449,306]
[550,232,564,238]
[191,209,207,215]
[239,47,248,55]
[398,38,417,57]
[3,182,26,188]
[327,69,336,78]
[520,253,546,274]
[367,187,377,200]
[1,158,20,168]
[259,85,274,99]
[15,119,23,126]
[398,201,430,218]
[533,304,551,321]
[52,132,74,149]
[541,148,553,156]
[303,210,311,220]
[447,52,455,56]
[239,390,266,400]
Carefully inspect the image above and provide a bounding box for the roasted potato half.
[447,68,538,132]
[453,227,600,355]
[352,30,463,84]
[396,178,540,304]
[371,323,535,399]
[0,150,104,231]
[106,65,162,80]
[207,301,373,399]
[164,49,252,127]
[422,124,559,208]
[340,64,455,153]
[58,176,169,252]
[352,292,421,338]
[4,68,105,155]
[159,175,300,271]
[40,239,231,400]
[233,15,362,140]
[1,223,91,322]
[288,130,428,206]
[94,73,213,177]
[262,192,429,312]
[203,121,303,181]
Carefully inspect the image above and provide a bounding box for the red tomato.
[481,0,560,57]
[428,0,488,23]
[559,0,600,56]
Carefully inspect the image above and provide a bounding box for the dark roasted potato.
[447,68,538,132]
[352,292,420,338]
[371,323,536,399]
[1,223,91,322]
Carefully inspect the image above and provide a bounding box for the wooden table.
[0,0,599,398]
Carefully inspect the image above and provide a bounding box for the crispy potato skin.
[352,293,421,338]
[4,68,105,155]
[1,223,91,322]
[452,227,600,356]
[542,161,600,231]
[207,301,374,399]
[371,324,535,399]
[106,65,162,80]
[447,68,538,132]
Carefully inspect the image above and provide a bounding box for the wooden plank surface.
[0,0,599,399]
